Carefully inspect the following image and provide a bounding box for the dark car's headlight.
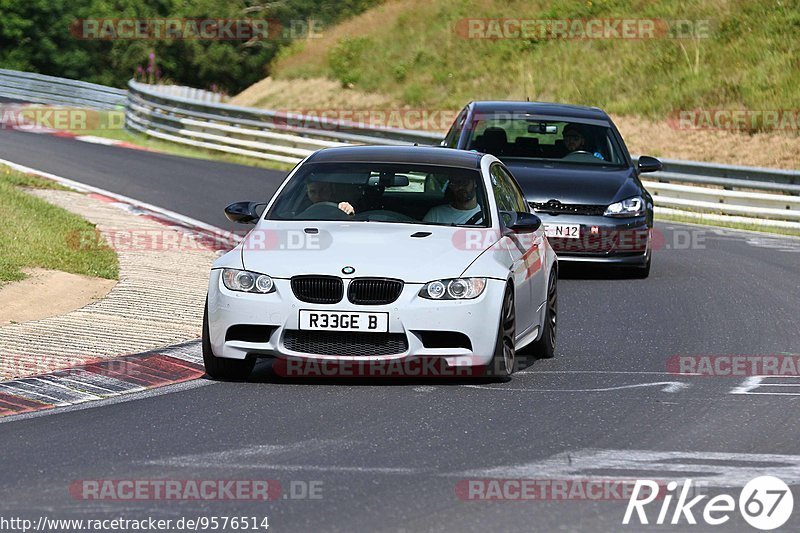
[604,196,645,217]
[222,268,275,293]
[419,278,486,300]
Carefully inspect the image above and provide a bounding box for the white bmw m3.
[204,146,558,380]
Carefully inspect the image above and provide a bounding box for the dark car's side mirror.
[637,155,662,173]
[224,201,262,224]
[507,212,542,233]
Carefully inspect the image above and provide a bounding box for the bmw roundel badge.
[342,266,355,275]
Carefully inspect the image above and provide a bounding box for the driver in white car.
[423,175,481,224]
[305,181,355,215]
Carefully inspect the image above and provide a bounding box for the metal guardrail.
[126,80,439,164]
[0,69,797,228]
[0,69,126,109]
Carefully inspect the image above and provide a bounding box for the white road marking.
[464,382,690,393]
[744,236,800,253]
[74,135,120,146]
[458,449,800,487]
[0,383,72,406]
[730,376,800,396]
[144,441,353,468]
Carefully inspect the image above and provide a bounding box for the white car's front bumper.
[206,270,506,369]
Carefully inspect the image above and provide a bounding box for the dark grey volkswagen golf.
[444,101,661,277]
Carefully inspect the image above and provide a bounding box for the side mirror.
[224,201,262,224]
[507,212,542,233]
[637,155,662,173]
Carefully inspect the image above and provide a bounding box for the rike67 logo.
[624,476,793,530]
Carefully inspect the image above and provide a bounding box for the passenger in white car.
[423,175,481,224]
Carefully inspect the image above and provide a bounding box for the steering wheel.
[465,211,484,225]
[562,150,601,163]
[297,202,349,219]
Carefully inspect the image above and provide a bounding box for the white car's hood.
[240,221,496,283]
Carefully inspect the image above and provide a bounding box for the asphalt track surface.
[1,128,799,532]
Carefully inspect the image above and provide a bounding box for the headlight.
[604,196,645,217]
[419,278,486,300]
[222,269,275,293]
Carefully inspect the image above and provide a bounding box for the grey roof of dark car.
[469,101,610,121]
[306,145,483,168]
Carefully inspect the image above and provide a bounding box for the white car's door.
[490,164,539,335]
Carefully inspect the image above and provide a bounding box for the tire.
[485,285,516,380]
[527,270,557,359]
[628,255,651,279]
[202,301,255,381]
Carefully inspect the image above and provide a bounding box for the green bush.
[329,37,373,87]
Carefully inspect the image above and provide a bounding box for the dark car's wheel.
[526,270,557,359]
[485,285,516,380]
[202,301,255,381]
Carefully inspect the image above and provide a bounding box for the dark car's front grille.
[291,276,344,304]
[348,278,404,305]
[530,201,606,216]
[283,330,408,356]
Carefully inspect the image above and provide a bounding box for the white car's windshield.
[465,117,626,166]
[267,162,491,227]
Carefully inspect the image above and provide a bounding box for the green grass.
[0,167,119,283]
[70,127,296,172]
[656,211,800,238]
[0,170,71,191]
[274,0,800,128]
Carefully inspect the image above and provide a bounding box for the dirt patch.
[232,76,800,169]
[0,268,116,325]
[230,76,395,110]
[613,115,800,169]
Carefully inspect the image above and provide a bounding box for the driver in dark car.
[305,181,355,215]
[563,124,605,160]
[423,175,481,224]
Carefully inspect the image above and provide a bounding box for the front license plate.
[544,224,581,239]
[299,310,389,332]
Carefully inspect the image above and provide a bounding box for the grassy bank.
[0,167,119,283]
[271,0,799,123]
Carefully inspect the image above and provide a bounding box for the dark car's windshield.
[266,162,491,227]
[465,116,626,166]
